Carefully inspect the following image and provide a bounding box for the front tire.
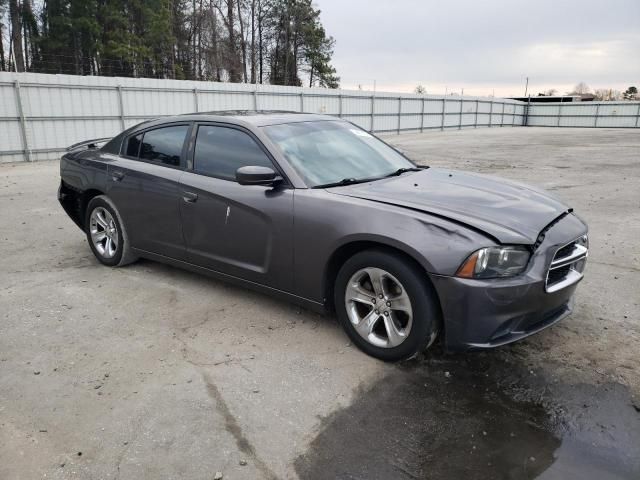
[85,195,137,267]
[334,249,440,361]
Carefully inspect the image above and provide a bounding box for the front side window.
[136,125,189,166]
[194,125,274,180]
[263,120,414,187]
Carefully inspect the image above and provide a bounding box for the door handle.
[111,170,125,182]
[182,191,198,203]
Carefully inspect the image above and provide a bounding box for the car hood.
[328,168,570,244]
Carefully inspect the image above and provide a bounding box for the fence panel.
[527,101,640,128]
[8,72,638,163]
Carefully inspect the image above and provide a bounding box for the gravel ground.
[0,127,638,479]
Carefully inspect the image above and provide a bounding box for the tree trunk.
[192,0,197,79]
[236,0,248,82]
[258,5,263,84]
[226,0,241,82]
[9,0,25,72]
[0,21,6,71]
[250,0,256,83]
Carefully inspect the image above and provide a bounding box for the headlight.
[456,246,530,279]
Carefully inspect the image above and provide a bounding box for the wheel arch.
[59,182,105,231]
[323,239,443,319]
[79,188,106,228]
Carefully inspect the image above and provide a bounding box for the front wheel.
[334,249,440,361]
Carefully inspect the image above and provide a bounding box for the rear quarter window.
[125,134,142,157]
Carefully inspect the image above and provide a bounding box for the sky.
[316,0,640,97]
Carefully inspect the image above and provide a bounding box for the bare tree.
[9,0,24,71]
[236,0,248,82]
[0,3,5,71]
[569,82,591,95]
[414,84,427,94]
[593,88,608,101]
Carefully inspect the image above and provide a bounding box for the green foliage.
[623,86,638,100]
[1,0,339,87]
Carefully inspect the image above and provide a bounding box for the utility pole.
[524,77,529,96]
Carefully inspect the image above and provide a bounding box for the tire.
[334,249,440,361]
[85,195,137,267]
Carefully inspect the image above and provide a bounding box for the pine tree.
[6,0,339,86]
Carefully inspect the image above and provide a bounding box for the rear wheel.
[85,195,137,267]
[334,249,440,361]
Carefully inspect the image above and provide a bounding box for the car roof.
[135,111,338,130]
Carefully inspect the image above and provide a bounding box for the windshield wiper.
[384,167,422,178]
[313,168,422,189]
[312,177,370,189]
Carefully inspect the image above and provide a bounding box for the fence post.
[338,94,343,118]
[524,96,531,126]
[440,97,446,131]
[558,100,563,127]
[116,86,126,130]
[500,102,505,126]
[300,92,304,112]
[512,103,516,126]
[193,88,199,112]
[474,99,479,128]
[397,97,402,134]
[370,95,375,132]
[253,88,258,110]
[594,103,600,128]
[14,80,31,162]
[420,97,425,133]
[635,103,640,128]
[488,100,493,127]
[458,98,463,130]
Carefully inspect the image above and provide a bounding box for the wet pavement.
[295,348,640,480]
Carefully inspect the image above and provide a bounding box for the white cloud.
[317,0,640,96]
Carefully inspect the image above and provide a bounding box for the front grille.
[545,236,588,293]
[554,243,575,259]
[547,264,571,284]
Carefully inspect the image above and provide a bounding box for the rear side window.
[194,125,274,180]
[125,133,142,157]
[139,125,189,166]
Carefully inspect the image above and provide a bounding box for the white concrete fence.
[526,101,640,128]
[0,73,525,163]
[1,72,638,163]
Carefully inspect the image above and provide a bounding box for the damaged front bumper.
[431,212,588,351]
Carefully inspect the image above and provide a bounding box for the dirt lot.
[1,127,639,479]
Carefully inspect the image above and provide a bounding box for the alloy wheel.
[344,267,413,348]
[89,207,118,259]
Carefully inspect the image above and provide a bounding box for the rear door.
[179,123,294,292]
[106,123,190,260]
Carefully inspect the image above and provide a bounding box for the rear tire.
[85,195,137,267]
[334,249,440,361]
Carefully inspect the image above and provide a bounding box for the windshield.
[262,121,415,187]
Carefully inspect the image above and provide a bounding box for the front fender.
[292,189,494,303]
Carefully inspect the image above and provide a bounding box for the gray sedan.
[58,112,588,361]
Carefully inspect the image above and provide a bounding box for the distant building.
[508,94,594,103]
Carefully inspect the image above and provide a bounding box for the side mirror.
[236,166,281,186]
